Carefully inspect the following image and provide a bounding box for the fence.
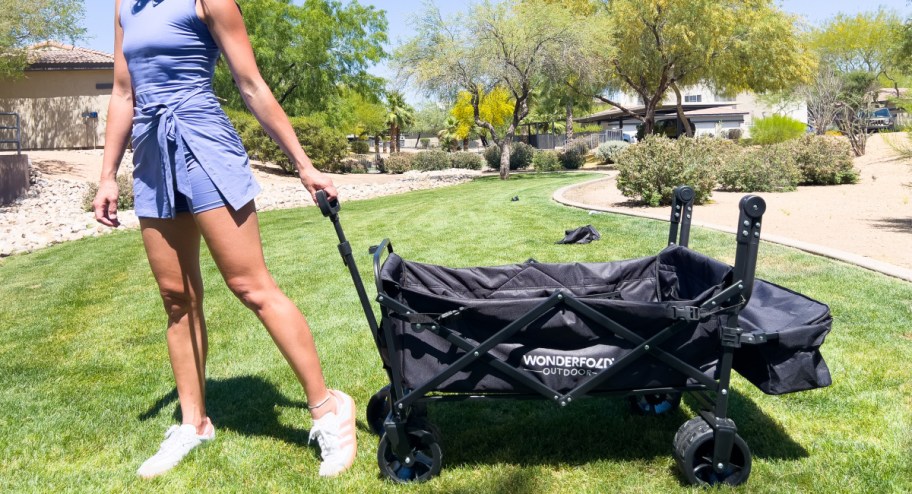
[0,113,22,154]
[527,129,623,150]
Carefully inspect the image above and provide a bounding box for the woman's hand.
[93,179,121,227]
[298,166,338,203]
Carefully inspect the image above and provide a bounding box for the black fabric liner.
[378,245,832,396]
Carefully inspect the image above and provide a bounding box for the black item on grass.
[556,224,601,244]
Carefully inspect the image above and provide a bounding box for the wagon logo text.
[521,354,615,376]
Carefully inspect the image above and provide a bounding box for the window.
[714,93,736,102]
[684,94,702,103]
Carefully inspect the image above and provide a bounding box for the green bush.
[595,141,630,164]
[350,139,370,154]
[532,150,562,172]
[383,153,414,174]
[483,141,535,171]
[82,174,134,212]
[749,114,807,145]
[787,135,859,185]
[449,151,484,170]
[558,147,585,170]
[335,157,369,174]
[726,128,743,140]
[420,138,430,149]
[615,135,736,206]
[225,109,348,174]
[718,143,802,192]
[559,138,589,170]
[412,150,451,171]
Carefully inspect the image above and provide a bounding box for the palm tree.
[386,92,415,153]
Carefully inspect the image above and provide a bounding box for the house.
[0,41,114,150]
[576,86,808,139]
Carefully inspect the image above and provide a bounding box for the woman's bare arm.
[198,0,337,201]
[93,0,135,227]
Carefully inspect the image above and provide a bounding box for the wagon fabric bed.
[316,186,832,486]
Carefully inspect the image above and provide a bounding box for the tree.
[0,0,85,78]
[385,92,414,153]
[410,102,449,148]
[333,89,387,154]
[450,87,513,150]
[809,9,904,96]
[527,0,599,142]
[835,71,879,157]
[394,0,579,179]
[573,0,812,136]
[213,0,387,117]
[800,65,844,135]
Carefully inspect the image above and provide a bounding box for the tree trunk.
[462,137,469,151]
[671,83,694,137]
[499,137,512,180]
[415,132,421,148]
[565,101,574,143]
[374,135,380,154]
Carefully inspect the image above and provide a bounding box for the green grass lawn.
[1,173,910,493]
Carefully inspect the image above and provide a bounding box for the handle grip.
[316,190,340,217]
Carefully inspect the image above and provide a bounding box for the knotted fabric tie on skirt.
[135,85,209,218]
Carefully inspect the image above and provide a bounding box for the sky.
[76,0,912,100]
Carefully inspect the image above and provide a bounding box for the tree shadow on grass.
[137,375,358,450]
[422,387,806,486]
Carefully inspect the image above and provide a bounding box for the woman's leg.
[140,214,211,432]
[192,202,333,416]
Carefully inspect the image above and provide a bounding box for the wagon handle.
[732,194,766,304]
[315,190,381,341]
[668,185,695,247]
[316,190,341,218]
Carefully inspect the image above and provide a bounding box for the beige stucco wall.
[0,69,113,150]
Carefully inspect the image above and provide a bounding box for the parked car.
[864,107,895,132]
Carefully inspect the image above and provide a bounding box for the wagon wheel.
[366,385,391,436]
[627,392,682,416]
[673,417,752,486]
[377,418,443,483]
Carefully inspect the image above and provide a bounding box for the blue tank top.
[120,0,260,218]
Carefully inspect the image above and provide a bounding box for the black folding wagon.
[316,186,832,486]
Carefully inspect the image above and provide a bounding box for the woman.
[92,0,356,479]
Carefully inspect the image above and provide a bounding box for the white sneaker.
[137,422,215,478]
[308,390,357,477]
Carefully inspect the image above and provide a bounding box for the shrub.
[350,139,370,154]
[789,135,859,185]
[226,109,348,174]
[595,141,630,163]
[449,151,484,170]
[558,146,585,170]
[532,150,562,172]
[336,157,369,174]
[483,141,535,171]
[726,128,742,140]
[420,138,430,149]
[749,114,807,145]
[383,153,414,174]
[82,173,134,212]
[412,150,451,171]
[718,143,802,192]
[615,135,736,206]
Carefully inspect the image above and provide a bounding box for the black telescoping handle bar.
[731,194,765,304]
[315,190,380,338]
[668,185,695,247]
